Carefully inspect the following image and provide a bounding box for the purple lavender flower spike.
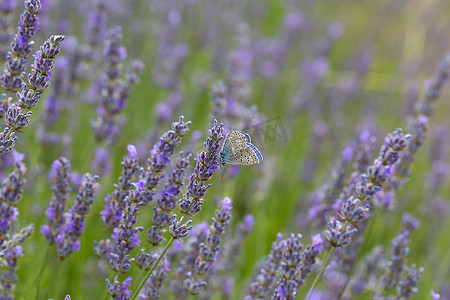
[106,276,132,300]
[56,173,99,259]
[343,246,385,298]
[323,129,409,253]
[41,157,72,245]
[0,0,16,64]
[227,23,252,104]
[172,197,234,296]
[431,290,441,300]
[178,119,224,217]
[392,54,450,187]
[307,142,355,227]
[396,264,423,298]
[0,152,32,298]
[270,233,321,299]
[84,0,107,49]
[100,145,142,229]
[90,26,144,175]
[149,151,191,247]
[0,151,27,249]
[141,116,191,207]
[1,34,64,153]
[245,233,286,299]
[0,0,42,93]
[139,257,170,300]
[210,80,228,123]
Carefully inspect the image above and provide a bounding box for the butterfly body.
[219,130,263,166]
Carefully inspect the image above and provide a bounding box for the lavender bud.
[169,216,192,239]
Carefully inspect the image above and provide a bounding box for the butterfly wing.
[220,131,248,165]
[221,131,263,166]
[238,131,251,142]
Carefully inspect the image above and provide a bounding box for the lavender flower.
[168,222,211,298]
[308,144,355,227]
[206,214,255,298]
[343,246,385,299]
[210,81,228,122]
[105,181,148,299]
[396,264,423,298]
[0,0,41,93]
[245,233,286,299]
[0,223,34,300]
[84,0,107,49]
[270,234,321,299]
[148,151,190,247]
[100,145,142,229]
[106,276,132,300]
[0,151,33,298]
[227,23,252,103]
[325,129,410,248]
[0,35,65,153]
[0,151,27,249]
[392,54,450,187]
[41,157,72,244]
[431,290,441,300]
[139,257,170,300]
[182,197,233,295]
[56,173,99,259]
[273,234,303,299]
[178,119,223,217]
[90,26,143,175]
[0,0,16,64]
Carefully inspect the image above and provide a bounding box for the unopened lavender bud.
[339,197,370,224]
[136,248,158,271]
[183,272,207,295]
[169,216,192,239]
[325,220,357,247]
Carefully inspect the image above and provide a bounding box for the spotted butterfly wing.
[220,130,263,166]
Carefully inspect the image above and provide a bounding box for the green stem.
[42,260,61,300]
[131,236,175,300]
[305,221,349,299]
[305,246,335,300]
[130,200,194,299]
[33,245,51,299]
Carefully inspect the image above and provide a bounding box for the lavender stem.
[33,245,52,299]
[132,202,193,299]
[306,221,349,299]
[131,235,175,300]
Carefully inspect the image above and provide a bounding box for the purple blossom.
[0,0,42,93]
[312,234,324,252]
[56,174,99,259]
[41,157,71,244]
[244,214,255,228]
[221,197,233,211]
[245,233,286,299]
[431,290,441,300]
[1,35,65,153]
[178,120,224,216]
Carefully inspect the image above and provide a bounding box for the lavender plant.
[0,34,65,153]
[0,151,33,299]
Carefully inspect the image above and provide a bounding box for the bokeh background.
[1,0,450,299]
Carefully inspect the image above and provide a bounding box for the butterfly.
[219,130,263,166]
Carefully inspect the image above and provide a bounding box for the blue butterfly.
[219,130,263,166]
